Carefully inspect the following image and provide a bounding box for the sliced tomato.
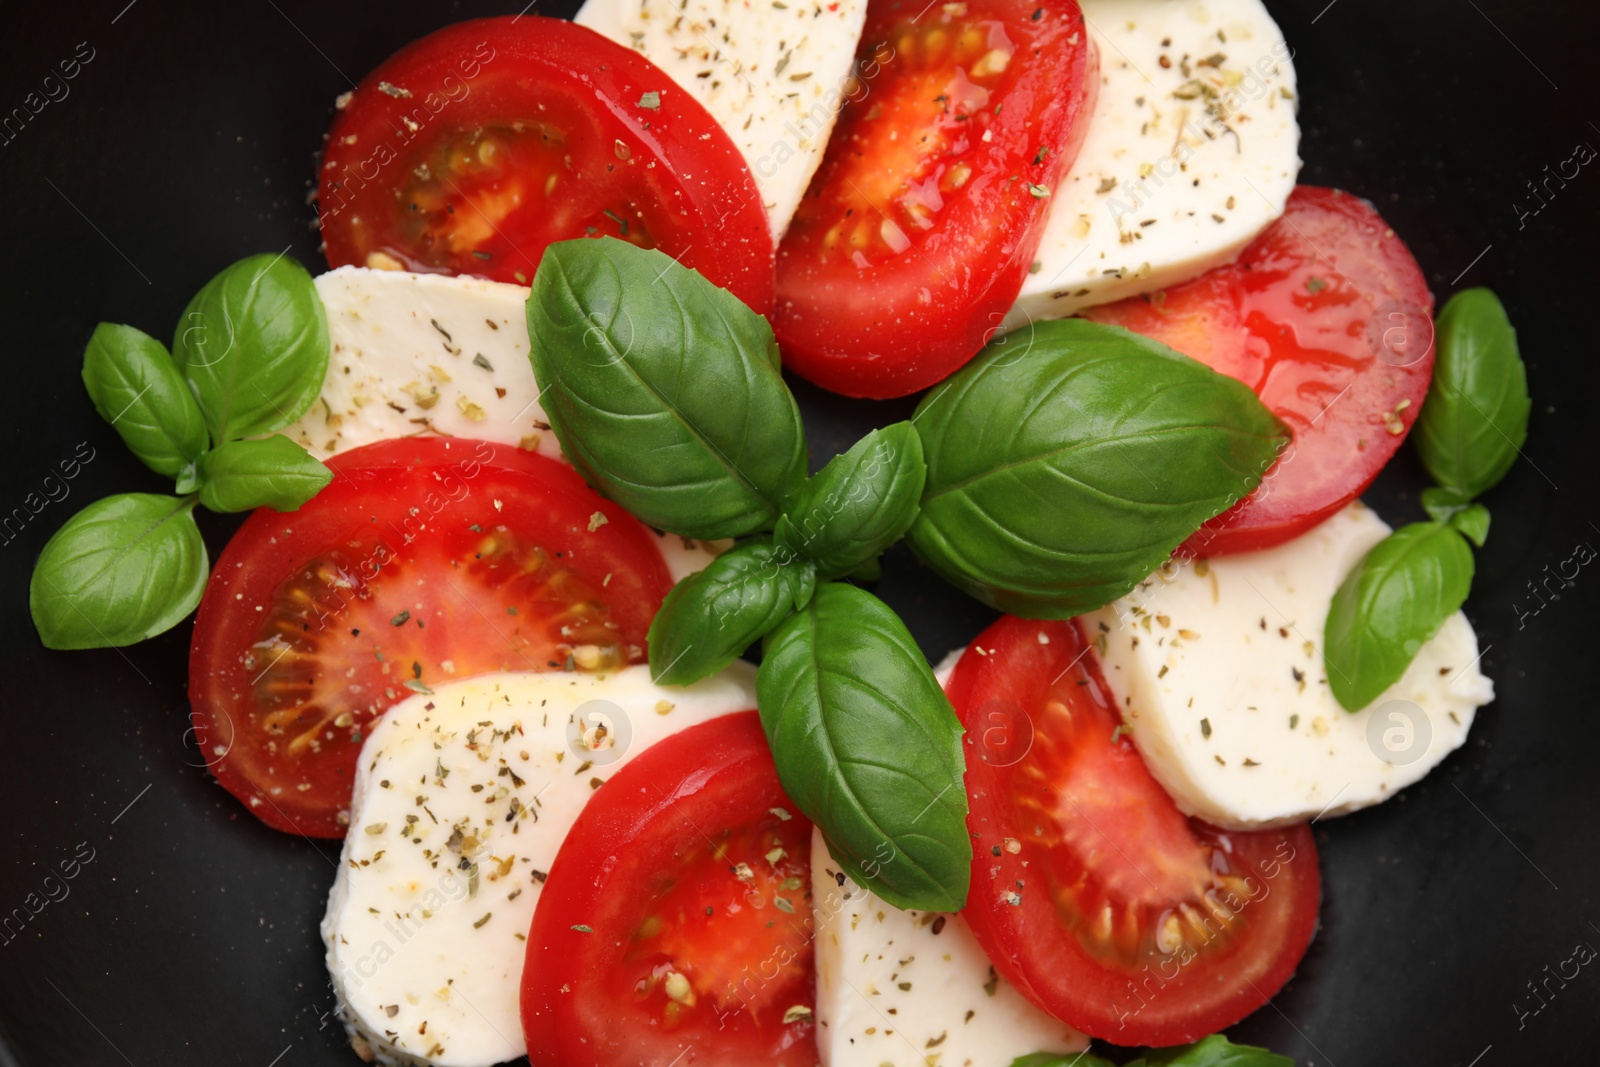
[1086,186,1436,554]
[774,0,1098,398]
[188,437,673,838]
[317,16,774,312]
[522,712,817,1067]
[948,616,1320,1046]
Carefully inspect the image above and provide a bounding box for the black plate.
[3,1,1598,1064]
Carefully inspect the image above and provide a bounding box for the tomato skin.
[947,615,1320,1046]
[774,0,1098,398]
[189,437,673,838]
[318,16,774,313]
[522,712,818,1067]
[1086,186,1436,555]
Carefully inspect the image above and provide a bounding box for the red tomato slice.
[522,712,817,1067]
[774,0,1098,398]
[1086,186,1436,555]
[317,16,774,312]
[188,438,673,838]
[948,616,1320,1046]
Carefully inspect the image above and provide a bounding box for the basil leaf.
[1413,288,1530,499]
[774,422,925,580]
[1131,1034,1295,1067]
[30,493,208,650]
[196,435,333,513]
[527,239,806,540]
[1010,1053,1115,1067]
[757,583,970,911]
[82,323,208,485]
[647,538,816,686]
[173,253,330,444]
[1422,487,1490,547]
[1324,521,1474,711]
[908,319,1287,618]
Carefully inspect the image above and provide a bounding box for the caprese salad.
[27,1,1532,1066]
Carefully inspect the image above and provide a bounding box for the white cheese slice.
[1086,502,1494,830]
[285,267,719,582]
[323,664,757,1067]
[575,0,867,238]
[1009,0,1300,325]
[287,267,551,463]
[811,827,1088,1066]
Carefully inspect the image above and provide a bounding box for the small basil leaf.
[774,422,925,580]
[82,323,208,481]
[1448,503,1490,547]
[908,319,1287,618]
[1134,1034,1296,1067]
[1413,288,1530,499]
[757,583,970,911]
[527,239,806,539]
[174,253,330,444]
[29,493,208,650]
[196,435,333,513]
[1324,521,1474,711]
[648,538,816,686]
[1423,487,1491,547]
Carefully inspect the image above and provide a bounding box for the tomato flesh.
[189,438,673,838]
[523,712,818,1066]
[318,16,774,312]
[775,0,1097,398]
[948,616,1320,1046]
[1086,186,1436,554]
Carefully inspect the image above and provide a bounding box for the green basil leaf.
[907,319,1287,618]
[1423,487,1490,547]
[1324,521,1474,711]
[1132,1034,1295,1067]
[527,239,806,540]
[196,435,333,513]
[1010,1053,1116,1067]
[757,583,970,911]
[29,493,208,650]
[82,323,208,483]
[647,538,816,686]
[774,422,925,580]
[173,253,330,444]
[1413,288,1530,499]
[1447,503,1490,547]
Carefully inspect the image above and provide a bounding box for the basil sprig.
[31,254,332,651]
[525,241,1304,911]
[907,319,1288,617]
[527,239,806,539]
[757,583,969,911]
[1013,1034,1294,1067]
[1413,288,1530,500]
[1324,288,1528,710]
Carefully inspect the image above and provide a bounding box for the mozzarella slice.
[286,267,549,463]
[323,665,757,1067]
[284,267,719,582]
[1009,0,1299,325]
[811,828,1088,1066]
[575,0,867,238]
[1085,502,1494,830]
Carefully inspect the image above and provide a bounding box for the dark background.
[2,0,1597,1064]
